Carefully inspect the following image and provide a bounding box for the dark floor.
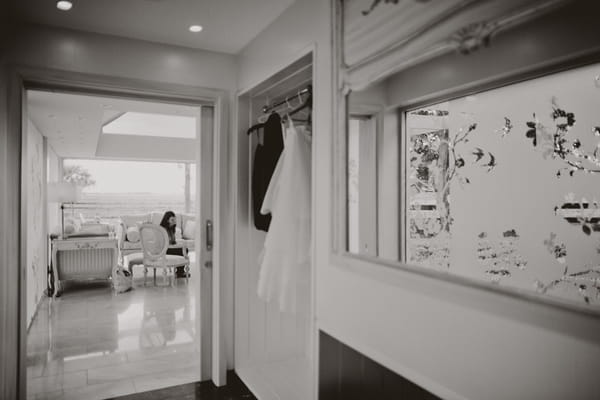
[106,371,256,400]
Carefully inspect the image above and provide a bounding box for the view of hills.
[74,192,194,219]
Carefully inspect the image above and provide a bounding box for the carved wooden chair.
[138,223,189,287]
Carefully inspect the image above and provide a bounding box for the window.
[347,116,377,255]
[62,159,196,220]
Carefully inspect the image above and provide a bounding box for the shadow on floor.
[105,371,256,400]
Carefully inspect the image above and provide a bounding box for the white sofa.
[116,211,196,264]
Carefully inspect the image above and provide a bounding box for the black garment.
[167,247,188,277]
[163,226,176,245]
[251,113,284,231]
[161,224,188,277]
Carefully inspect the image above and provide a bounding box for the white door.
[198,105,213,381]
[197,105,227,386]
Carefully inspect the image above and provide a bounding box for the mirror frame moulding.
[331,0,600,318]
[338,0,573,90]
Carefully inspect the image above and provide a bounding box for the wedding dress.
[257,120,311,312]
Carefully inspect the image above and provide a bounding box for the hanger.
[282,92,312,124]
[247,122,264,135]
[252,84,312,130]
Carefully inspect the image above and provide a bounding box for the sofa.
[116,211,196,264]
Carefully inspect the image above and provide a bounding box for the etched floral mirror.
[336,0,600,312]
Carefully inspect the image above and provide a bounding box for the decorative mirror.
[336,0,600,312]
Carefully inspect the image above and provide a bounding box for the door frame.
[6,65,229,398]
[233,46,317,399]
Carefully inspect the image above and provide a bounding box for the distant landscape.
[73,192,195,219]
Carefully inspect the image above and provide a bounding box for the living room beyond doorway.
[23,88,213,399]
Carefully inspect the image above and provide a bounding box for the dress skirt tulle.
[257,122,311,313]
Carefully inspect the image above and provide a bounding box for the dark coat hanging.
[251,112,283,231]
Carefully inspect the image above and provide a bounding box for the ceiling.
[19,1,298,161]
[9,0,296,54]
[28,90,200,160]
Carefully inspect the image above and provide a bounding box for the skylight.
[102,112,196,139]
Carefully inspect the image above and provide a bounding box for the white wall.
[95,134,197,162]
[25,119,47,328]
[46,144,60,236]
[10,24,237,91]
[239,2,600,400]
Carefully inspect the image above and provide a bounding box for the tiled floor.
[27,262,202,400]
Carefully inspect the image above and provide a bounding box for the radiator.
[56,248,114,280]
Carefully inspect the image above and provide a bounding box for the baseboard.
[235,365,281,400]
[26,292,46,333]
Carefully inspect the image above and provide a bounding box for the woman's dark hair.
[159,210,176,232]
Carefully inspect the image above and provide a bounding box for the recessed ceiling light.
[189,25,203,33]
[56,1,73,11]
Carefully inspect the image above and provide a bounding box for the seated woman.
[159,210,189,278]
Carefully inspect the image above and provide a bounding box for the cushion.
[126,226,140,243]
[165,254,188,267]
[79,223,110,235]
[121,214,150,230]
[181,213,194,227]
[182,220,196,240]
[63,223,76,235]
[68,222,110,238]
[127,253,187,268]
[181,239,195,249]
[126,252,144,266]
[122,241,142,250]
[150,212,164,226]
[64,216,81,232]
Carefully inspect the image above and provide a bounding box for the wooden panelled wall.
[319,331,440,400]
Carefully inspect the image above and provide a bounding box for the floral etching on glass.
[407,112,497,269]
[477,229,527,283]
[402,64,600,310]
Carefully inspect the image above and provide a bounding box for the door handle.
[206,219,213,251]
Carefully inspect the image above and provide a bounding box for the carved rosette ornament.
[361,0,432,16]
[450,20,500,55]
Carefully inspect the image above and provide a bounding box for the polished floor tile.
[27,261,201,399]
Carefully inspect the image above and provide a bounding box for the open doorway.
[21,87,215,399]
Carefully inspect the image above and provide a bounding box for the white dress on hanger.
[257,120,311,313]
